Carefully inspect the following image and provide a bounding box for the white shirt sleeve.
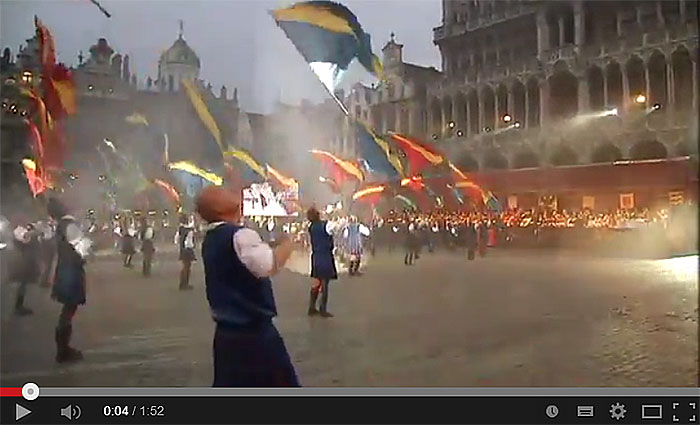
[359,224,370,236]
[325,221,335,235]
[342,227,349,238]
[13,226,30,243]
[233,228,274,279]
[184,230,195,249]
[66,222,92,259]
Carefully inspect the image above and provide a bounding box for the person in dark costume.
[47,198,92,363]
[11,218,41,316]
[465,221,478,260]
[478,220,489,257]
[177,214,196,290]
[36,219,56,287]
[307,207,337,317]
[120,219,135,268]
[139,217,155,277]
[404,221,418,265]
[195,186,298,387]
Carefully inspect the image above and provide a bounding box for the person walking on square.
[36,218,56,287]
[307,207,337,317]
[343,216,369,276]
[139,217,155,277]
[11,217,41,316]
[404,220,418,265]
[176,214,196,290]
[47,198,92,363]
[196,186,298,387]
[120,219,135,268]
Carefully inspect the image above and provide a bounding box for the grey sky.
[0,0,442,112]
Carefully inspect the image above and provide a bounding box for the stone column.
[465,95,472,136]
[507,84,515,118]
[493,91,500,130]
[616,11,623,36]
[574,1,585,46]
[539,79,550,127]
[558,16,565,46]
[536,11,550,59]
[656,0,665,26]
[603,69,609,107]
[478,89,485,133]
[622,66,631,109]
[524,85,530,128]
[692,56,698,112]
[578,76,590,112]
[680,0,687,22]
[644,64,652,108]
[666,58,675,108]
[440,101,446,138]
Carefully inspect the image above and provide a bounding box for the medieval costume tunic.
[177,222,196,290]
[203,222,299,387]
[120,223,136,267]
[464,222,478,260]
[343,221,370,275]
[404,222,418,265]
[36,220,56,287]
[139,221,155,277]
[52,213,92,362]
[308,220,337,316]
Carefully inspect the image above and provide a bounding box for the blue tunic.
[202,223,299,387]
[309,220,337,280]
[52,217,86,306]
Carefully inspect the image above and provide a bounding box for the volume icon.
[60,404,82,420]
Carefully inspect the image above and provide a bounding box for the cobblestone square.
[1,250,697,387]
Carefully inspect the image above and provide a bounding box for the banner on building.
[668,190,684,206]
[582,195,595,210]
[619,193,635,210]
[242,182,299,217]
[507,195,518,210]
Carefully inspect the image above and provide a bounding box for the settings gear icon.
[610,402,626,420]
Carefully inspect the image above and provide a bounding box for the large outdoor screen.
[242,182,299,217]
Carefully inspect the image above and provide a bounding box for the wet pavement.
[1,249,697,387]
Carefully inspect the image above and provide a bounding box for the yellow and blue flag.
[223,148,268,183]
[272,1,383,94]
[354,120,404,179]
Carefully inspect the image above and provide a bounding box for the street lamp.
[652,103,662,111]
[431,134,438,140]
[634,94,646,104]
[514,121,521,128]
[21,71,33,84]
[456,129,464,137]
[447,121,455,129]
[502,114,512,123]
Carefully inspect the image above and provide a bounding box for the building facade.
[1,24,250,211]
[430,0,698,171]
[341,34,441,157]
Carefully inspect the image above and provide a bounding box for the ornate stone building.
[430,0,698,171]
[340,33,441,157]
[157,22,201,92]
[63,28,245,172]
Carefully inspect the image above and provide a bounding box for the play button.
[15,404,31,421]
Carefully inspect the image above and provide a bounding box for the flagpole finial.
[390,32,395,42]
[178,20,184,39]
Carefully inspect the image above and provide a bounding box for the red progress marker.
[0,387,22,397]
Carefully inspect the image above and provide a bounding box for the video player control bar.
[2,396,698,424]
